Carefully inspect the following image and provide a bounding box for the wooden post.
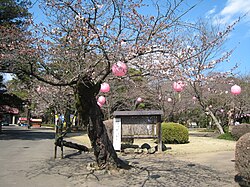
[54,125,58,159]
[54,145,57,159]
[59,119,64,159]
[157,122,162,152]
[60,139,64,159]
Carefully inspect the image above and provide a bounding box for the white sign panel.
[113,117,121,151]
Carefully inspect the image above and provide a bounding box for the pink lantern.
[137,97,143,103]
[112,61,127,76]
[231,84,241,95]
[97,96,106,105]
[173,81,185,92]
[100,82,110,93]
[97,102,103,107]
[167,98,172,102]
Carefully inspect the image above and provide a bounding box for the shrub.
[217,132,235,141]
[235,132,250,186]
[161,122,189,144]
[231,123,250,140]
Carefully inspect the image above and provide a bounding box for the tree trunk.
[75,77,128,169]
[55,138,89,152]
[207,108,224,134]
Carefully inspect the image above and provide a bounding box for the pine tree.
[0,0,31,26]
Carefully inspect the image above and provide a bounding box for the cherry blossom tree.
[181,20,240,134]
[1,0,239,168]
[132,17,241,134]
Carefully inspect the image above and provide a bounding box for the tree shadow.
[63,150,83,159]
[123,155,236,187]
[0,126,55,140]
[24,153,237,187]
[0,126,90,141]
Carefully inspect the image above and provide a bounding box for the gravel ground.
[70,130,236,156]
[66,129,239,187]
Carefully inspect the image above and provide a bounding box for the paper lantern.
[97,96,106,105]
[167,98,172,102]
[112,61,127,76]
[100,82,110,93]
[231,84,241,95]
[97,102,103,107]
[192,96,197,100]
[137,97,142,103]
[173,81,185,92]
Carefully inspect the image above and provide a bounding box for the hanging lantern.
[100,82,110,93]
[97,102,103,107]
[136,97,143,103]
[112,61,127,76]
[167,97,172,102]
[231,84,241,95]
[192,96,197,100]
[173,81,185,92]
[97,96,106,105]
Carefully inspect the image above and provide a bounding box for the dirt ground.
[1,126,239,187]
[65,129,239,186]
[70,129,236,156]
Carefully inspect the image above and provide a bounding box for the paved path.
[0,126,76,187]
[0,126,240,187]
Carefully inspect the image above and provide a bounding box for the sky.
[188,0,250,76]
[4,0,250,82]
[30,0,250,76]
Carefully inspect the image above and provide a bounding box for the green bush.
[231,124,250,140]
[161,122,189,144]
[217,132,235,141]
